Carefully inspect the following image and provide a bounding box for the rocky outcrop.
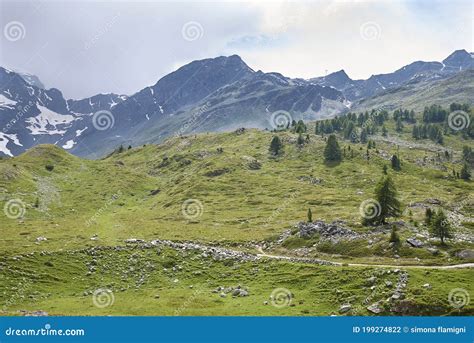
[297,221,360,239]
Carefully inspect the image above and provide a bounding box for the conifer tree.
[430,210,451,245]
[391,155,401,171]
[269,136,283,156]
[460,163,471,180]
[364,175,401,225]
[324,134,342,162]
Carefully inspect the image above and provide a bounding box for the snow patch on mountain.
[62,140,75,149]
[0,132,22,157]
[0,94,17,108]
[76,127,87,137]
[25,105,76,135]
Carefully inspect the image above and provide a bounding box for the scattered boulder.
[456,250,474,260]
[339,304,352,313]
[406,238,424,248]
[367,302,384,314]
[125,238,145,244]
[366,276,377,286]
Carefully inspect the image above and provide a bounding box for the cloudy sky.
[0,0,472,99]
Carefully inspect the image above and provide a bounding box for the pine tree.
[360,129,368,144]
[460,163,471,180]
[389,225,400,246]
[295,120,307,133]
[307,208,312,222]
[365,175,401,225]
[395,118,403,132]
[269,136,283,156]
[391,155,401,171]
[297,133,305,146]
[425,208,433,226]
[431,210,451,245]
[324,134,342,162]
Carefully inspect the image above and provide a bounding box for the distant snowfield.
[25,105,76,135]
[0,132,22,157]
[0,94,17,108]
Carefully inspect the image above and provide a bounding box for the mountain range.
[0,49,472,158]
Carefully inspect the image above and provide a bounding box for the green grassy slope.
[0,113,473,316]
[0,127,473,255]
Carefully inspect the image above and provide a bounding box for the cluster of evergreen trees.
[412,124,444,143]
[393,108,416,123]
[422,104,448,123]
[314,103,473,145]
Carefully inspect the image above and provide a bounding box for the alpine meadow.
[0,0,473,319]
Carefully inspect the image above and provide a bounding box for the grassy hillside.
[0,109,473,316]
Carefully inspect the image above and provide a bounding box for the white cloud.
[0,0,471,98]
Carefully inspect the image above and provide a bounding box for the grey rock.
[456,250,474,259]
[367,302,384,314]
[406,238,424,248]
[339,304,352,313]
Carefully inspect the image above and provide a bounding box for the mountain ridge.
[0,50,472,158]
